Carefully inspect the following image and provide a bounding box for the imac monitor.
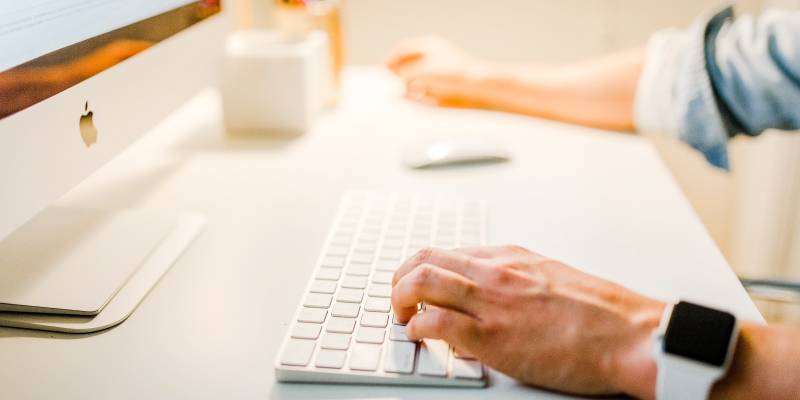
[0,0,230,241]
[0,1,230,328]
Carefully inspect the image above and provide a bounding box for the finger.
[405,306,482,350]
[454,245,538,259]
[386,51,423,74]
[383,37,428,71]
[392,247,479,287]
[453,246,498,259]
[405,79,428,101]
[405,78,446,107]
[391,263,477,323]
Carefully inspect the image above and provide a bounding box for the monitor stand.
[0,207,205,333]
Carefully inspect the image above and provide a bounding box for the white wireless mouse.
[401,135,511,169]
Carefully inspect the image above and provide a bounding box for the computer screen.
[0,0,221,119]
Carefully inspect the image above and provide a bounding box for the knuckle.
[476,317,499,338]
[488,263,516,284]
[411,264,435,289]
[414,247,436,264]
[500,244,529,254]
[428,311,450,334]
[461,279,478,299]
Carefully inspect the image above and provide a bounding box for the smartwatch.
[652,301,739,400]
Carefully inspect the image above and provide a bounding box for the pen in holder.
[273,0,344,106]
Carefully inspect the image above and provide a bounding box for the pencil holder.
[221,29,329,134]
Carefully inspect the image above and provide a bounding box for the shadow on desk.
[172,121,307,153]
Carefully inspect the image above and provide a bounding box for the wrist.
[613,300,666,400]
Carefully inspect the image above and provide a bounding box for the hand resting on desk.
[391,246,800,400]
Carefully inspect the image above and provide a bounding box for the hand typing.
[391,245,665,399]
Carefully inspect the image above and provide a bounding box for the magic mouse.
[401,135,511,169]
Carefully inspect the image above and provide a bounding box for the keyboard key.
[315,349,347,369]
[375,260,400,272]
[435,240,456,249]
[418,339,449,377]
[388,221,406,230]
[356,327,385,344]
[358,232,379,242]
[317,268,341,281]
[331,302,360,318]
[310,280,337,294]
[336,288,364,303]
[360,312,389,328]
[304,293,332,308]
[390,325,411,341]
[384,341,417,374]
[349,343,382,371]
[291,323,322,339]
[354,243,376,253]
[297,307,327,323]
[341,275,367,289]
[280,339,316,366]
[364,297,391,312]
[327,245,349,256]
[379,249,401,260]
[462,224,481,233]
[392,313,405,325]
[362,223,382,233]
[382,239,404,248]
[452,359,484,379]
[372,271,394,284]
[437,226,456,236]
[320,333,351,350]
[346,263,371,276]
[453,347,476,360]
[351,254,373,264]
[368,284,392,298]
[326,317,356,333]
[413,220,431,228]
[385,230,406,239]
[460,235,481,246]
[321,256,345,268]
[330,235,352,246]
[410,237,430,246]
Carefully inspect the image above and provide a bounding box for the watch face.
[663,301,736,366]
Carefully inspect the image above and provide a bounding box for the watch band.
[656,353,718,400]
[653,301,738,400]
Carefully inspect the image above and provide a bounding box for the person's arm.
[384,36,644,131]
[391,245,800,399]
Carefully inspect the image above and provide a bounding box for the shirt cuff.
[633,27,686,139]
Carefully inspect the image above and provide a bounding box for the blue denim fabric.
[675,7,800,170]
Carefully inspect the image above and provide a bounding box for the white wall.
[236,0,800,283]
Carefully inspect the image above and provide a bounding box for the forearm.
[711,322,800,399]
[617,320,800,400]
[471,46,645,131]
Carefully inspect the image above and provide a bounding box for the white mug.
[221,30,329,133]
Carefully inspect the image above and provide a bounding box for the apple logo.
[79,101,97,147]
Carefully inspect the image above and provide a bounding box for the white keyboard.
[275,192,489,387]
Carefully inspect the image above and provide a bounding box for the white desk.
[0,67,761,399]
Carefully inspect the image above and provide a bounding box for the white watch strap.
[656,354,719,400]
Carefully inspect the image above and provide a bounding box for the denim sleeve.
[663,7,800,170]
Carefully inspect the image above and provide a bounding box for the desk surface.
[0,67,761,400]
